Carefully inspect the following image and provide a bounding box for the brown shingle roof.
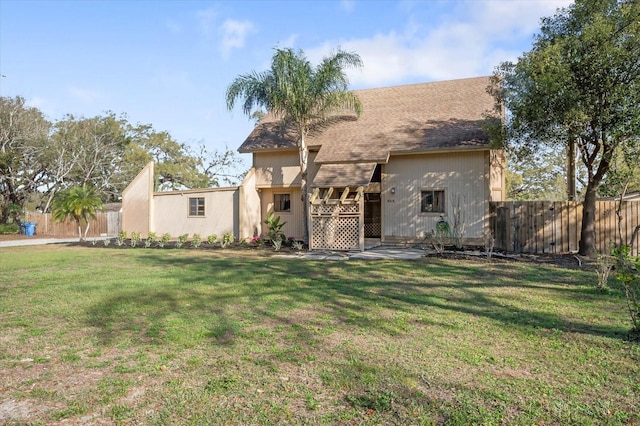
[313,162,378,188]
[238,76,494,163]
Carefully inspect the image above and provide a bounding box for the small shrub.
[206,234,218,245]
[0,223,20,234]
[265,212,287,244]
[251,235,266,248]
[191,233,202,248]
[158,233,171,248]
[130,232,141,248]
[103,238,111,247]
[145,231,157,248]
[175,233,189,249]
[115,231,127,247]
[613,245,640,331]
[272,238,283,251]
[291,240,303,251]
[221,232,234,248]
[595,250,616,290]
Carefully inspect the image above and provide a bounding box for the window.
[274,193,291,212]
[189,197,205,216]
[420,190,445,213]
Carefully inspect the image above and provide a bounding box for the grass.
[0,245,638,425]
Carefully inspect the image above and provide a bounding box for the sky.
[0,0,573,172]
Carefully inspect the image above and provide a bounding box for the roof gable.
[238,76,495,163]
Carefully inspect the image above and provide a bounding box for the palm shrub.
[226,47,363,244]
[51,184,104,242]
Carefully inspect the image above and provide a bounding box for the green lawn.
[0,245,638,425]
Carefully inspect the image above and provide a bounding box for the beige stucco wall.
[382,151,487,241]
[122,161,153,237]
[152,188,238,239]
[239,169,262,240]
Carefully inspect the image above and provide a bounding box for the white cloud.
[68,86,104,104]
[340,0,355,13]
[166,18,182,35]
[197,7,218,38]
[277,34,299,49]
[306,0,573,87]
[219,19,255,58]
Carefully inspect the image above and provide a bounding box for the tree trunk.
[299,132,310,245]
[83,221,90,242]
[77,220,83,242]
[567,135,576,201]
[579,183,598,257]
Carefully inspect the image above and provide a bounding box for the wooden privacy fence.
[25,212,122,238]
[490,201,640,256]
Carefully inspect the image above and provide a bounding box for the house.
[122,76,505,250]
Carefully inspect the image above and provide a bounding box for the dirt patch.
[423,250,589,270]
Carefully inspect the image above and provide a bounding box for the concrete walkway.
[0,237,109,248]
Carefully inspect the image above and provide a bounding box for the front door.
[364,193,381,238]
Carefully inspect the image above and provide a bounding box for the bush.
[175,233,189,249]
[115,231,127,247]
[158,233,171,248]
[130,232,141,248]
[0,223,20,235]
[221,232,234,248]
[191,233,202,248]
[206,234,218,245]
[265,213,287,246]
[613,246,640,332]
[145,231,157,248]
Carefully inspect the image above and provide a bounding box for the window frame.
[188,197,206,217]
[273,193,292,213]
[420,189,446,214]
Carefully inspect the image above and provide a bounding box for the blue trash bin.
[24,222,36,236]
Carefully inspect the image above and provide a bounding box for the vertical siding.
[260,187,304,240]
[383,151,486,240]
[489,150,505,202]
[254,151,301,187]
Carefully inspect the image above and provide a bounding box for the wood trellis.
[309,186,365,251]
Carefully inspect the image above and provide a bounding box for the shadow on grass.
[83,251,629,346]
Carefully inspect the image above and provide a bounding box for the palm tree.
[226,47,363,244]
[51,184,103,241]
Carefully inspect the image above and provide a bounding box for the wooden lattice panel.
[310,200,363,251]
[364,222,381,238]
